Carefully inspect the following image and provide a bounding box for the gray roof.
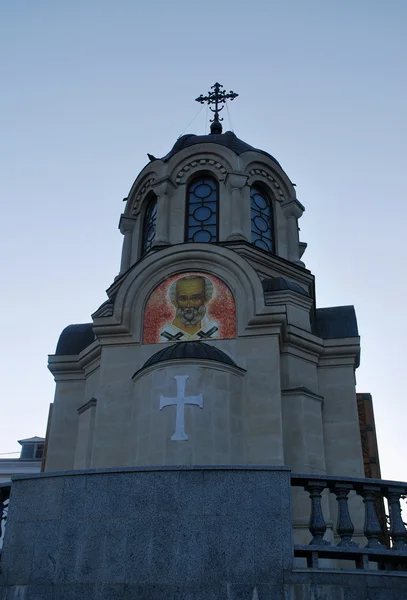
[159,131,281,166]
[55,323,94,356]
[314,306,359,339]
[139,341,237,373]
[262,277,309,297]
[18,437,45,445]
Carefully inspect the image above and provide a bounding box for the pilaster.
[282,200,305,267]
[225,172,249,241]
[118,214,137,274]
[151,178,176,248]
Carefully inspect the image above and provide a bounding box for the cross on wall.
[159,375,203,441]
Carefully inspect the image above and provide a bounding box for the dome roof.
[139,341,237,372]
[262,277,309,297]
[159,131,281,167]
[55,323,94,355]
[314,306,359,339]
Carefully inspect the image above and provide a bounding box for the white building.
[0,437,44,484]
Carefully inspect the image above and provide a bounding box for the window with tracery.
[250,186,274,253]
[141,195,157,256]
[185,177,218,243]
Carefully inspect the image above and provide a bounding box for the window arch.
[185,177,218,243]
[141,195,157,256]
[250,186,274,253]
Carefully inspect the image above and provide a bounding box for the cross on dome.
[195,82,239,134]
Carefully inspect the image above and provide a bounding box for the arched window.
[141,195,157,256]
[185,177,218,243]
[250,186,274,253]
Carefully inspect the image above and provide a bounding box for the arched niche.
[130,343,246,466]
[143,272,236,345]
[95,244,266,342]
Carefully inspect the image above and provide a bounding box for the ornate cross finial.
[195,82,238,134]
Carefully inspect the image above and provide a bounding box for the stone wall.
[1,467,405,599]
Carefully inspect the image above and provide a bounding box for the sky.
[0,1,406,482]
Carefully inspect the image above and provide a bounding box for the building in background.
[0,437,44,484]
[357,392,382,480]
[0,436,45,550]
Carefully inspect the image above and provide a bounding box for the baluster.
[358,484,383,548]
[0,488,3,542]
[386,487,407,551]
[333,483,358,547]
[305,480,329,546]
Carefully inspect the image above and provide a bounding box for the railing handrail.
[291,471,407,570]
[291,472,407,492]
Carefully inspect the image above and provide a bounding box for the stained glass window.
[186,177,218,243]
[141,195,157,256]
[250,186,274,253]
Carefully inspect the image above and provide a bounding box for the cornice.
[264,290,313,312]
[77,398,97,415]
[48,340,101,379]
[119,214,137,234]
[282,387,324,404]
[319,337,361,369]
[283,325,324,356]
[47,355,84,381]
[221,241,314,286]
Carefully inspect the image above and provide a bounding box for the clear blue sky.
[1,1,406,480]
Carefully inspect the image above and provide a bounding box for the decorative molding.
[248,168,286,200]
[48,340,101,380]
[77,398,97,415]
[220,241,314,287]
[264,289,313,312]
[152,177,176,197]
[299,241,307,259]
[92,298,115,318]
[282,199,305,219]
[175,159,227,184]
[225,172,248,190]
[282,387,324,405]
[119,214,137,234]
[132,177,156,216]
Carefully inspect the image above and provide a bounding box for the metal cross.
[159,375,203,441]
[195,82,238,134]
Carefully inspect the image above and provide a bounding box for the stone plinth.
[1,466,406,599]
[0,467,291,599]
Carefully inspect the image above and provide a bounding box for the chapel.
[3,84,405,600]
[45,83,364,480]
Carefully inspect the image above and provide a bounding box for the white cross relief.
[159,375,203,441]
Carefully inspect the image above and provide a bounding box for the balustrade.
[1,474,406,574]
[292,474,407,571]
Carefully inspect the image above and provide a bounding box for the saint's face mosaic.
[143,272,236,344]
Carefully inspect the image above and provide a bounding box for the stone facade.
[3,118,405,599]
[46,132,363,481]
[1,468,406,600]
[41,130,367,547]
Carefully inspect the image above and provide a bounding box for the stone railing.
[0,483,11,553]
[291,473,407,571]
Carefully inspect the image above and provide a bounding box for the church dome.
[55,323,94,355]
[158,131,281,167]
[262,277,309,296]
[141,341,237,370]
